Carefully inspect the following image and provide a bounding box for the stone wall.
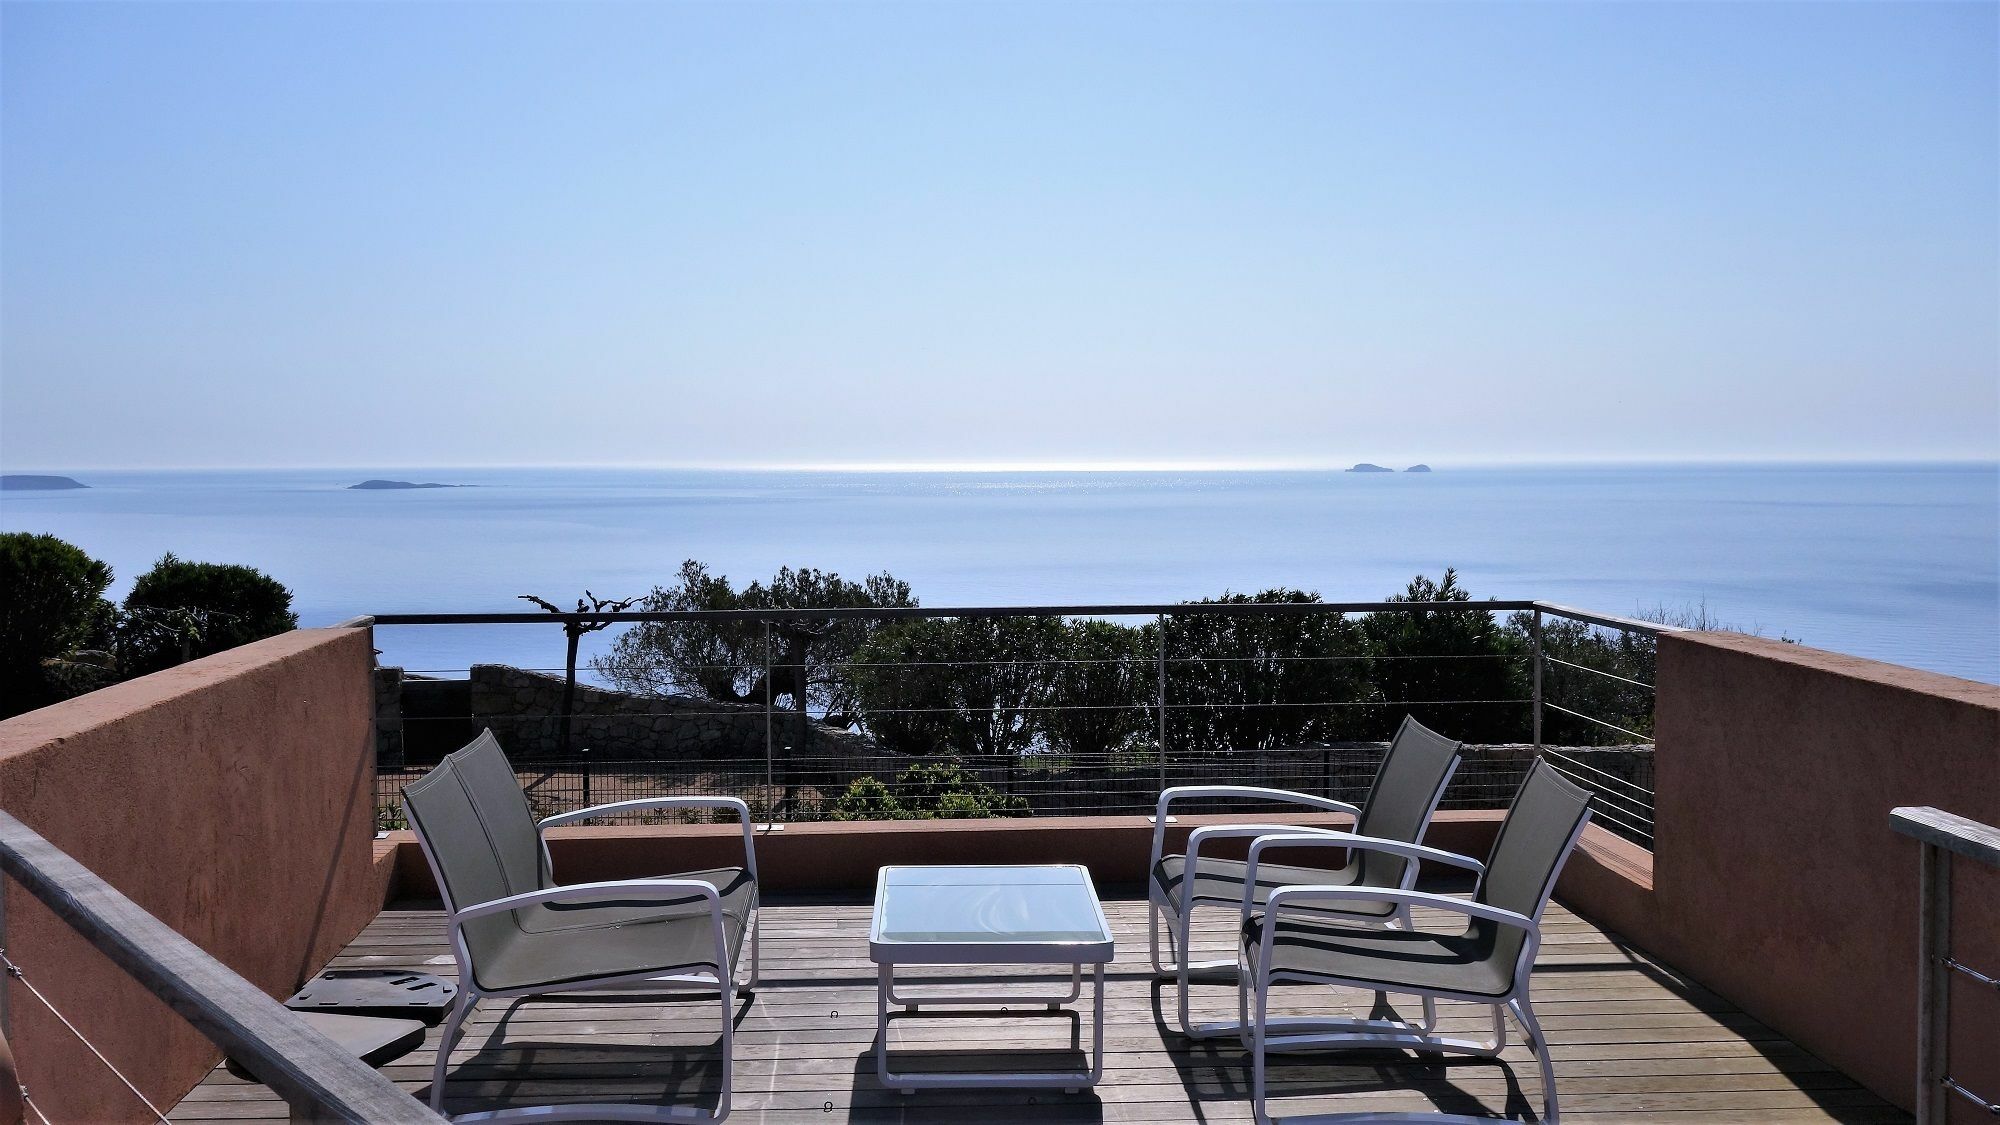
[376,664,876,763]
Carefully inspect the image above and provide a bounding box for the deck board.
[172,895,1905,1123]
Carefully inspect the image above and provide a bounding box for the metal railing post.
[1916,838,1950,1125]
[1156,613,1168,796]
[762,621,774,819]
[1531,608,1544,754]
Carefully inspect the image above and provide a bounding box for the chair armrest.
[1264,884,1536,936]
[1174,824,1355,904]
[537,797,757,886]
[1150,786,1361,871]
[452,877,721,923]
[539,795,752,829]
[1241,832,1484,919]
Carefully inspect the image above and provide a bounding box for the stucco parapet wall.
[1674,628,2000,706]
[0,625,384,1124]
[0,627,368,760]
[1652,628,1998,1113]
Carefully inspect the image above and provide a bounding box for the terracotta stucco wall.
[0,627,385,1123]
[1650,631,1999,1114]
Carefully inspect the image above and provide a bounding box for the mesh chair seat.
[520,866,755,935]
[1152,854,1398,920]
[1242,911,1512,999]
[478,892,753,993]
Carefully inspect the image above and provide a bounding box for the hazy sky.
[2,1,1994,470]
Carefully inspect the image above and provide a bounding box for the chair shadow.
[421,988,754,1119]
[1148,977,1537,1122]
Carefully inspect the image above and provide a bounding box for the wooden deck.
[173,892,1906,1124]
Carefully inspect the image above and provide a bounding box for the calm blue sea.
[2,465,1995,684]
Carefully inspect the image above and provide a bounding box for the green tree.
[1038,619,1153,771]
[1507,612,1655,745]
[1167,589,1376,754]
[119,554,298,676]
[849,616,1065,792]
[1362,569,1526,742]
[0,533,115,717]
[593,561,915,815]
[594,561,914,723]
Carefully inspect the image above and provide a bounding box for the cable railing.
[366,599,1666,846]
[1891,806,2000,1123]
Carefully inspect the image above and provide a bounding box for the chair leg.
[715,969,735,1122]
[736,909,760,994]
[1510,996,1558,1125]
[429,991,475,1114]
[1251,963,1273,1125]
[1150,898,1180,975]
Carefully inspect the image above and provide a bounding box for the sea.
[2,464,1995,685]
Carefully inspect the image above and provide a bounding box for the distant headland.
[1405,464,1432,473]
[347,479,467,490]
[1,474,89,491]
[1346,463,1393,473]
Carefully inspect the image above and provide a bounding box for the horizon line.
[5,455,1999,474]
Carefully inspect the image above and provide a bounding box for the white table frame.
[867,864,1114,1094]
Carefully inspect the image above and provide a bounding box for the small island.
[348,479,465,490]
[1,474,89,491]
[1346,463,1394,473]
[1405,464,1432,473]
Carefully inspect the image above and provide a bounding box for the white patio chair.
[1147,714,1464,1038]
[1240,758,1593,1124]
[404,729,759,1123]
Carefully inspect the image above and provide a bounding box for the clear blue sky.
[2,1,1994,469]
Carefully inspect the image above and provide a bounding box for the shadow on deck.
[171,893,1906,1124]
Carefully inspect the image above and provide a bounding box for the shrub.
[119,553,297,675]
[829,759,1029,820]
[0,533,115,716]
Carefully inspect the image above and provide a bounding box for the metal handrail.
[367,598,1672,635]
[1892,806,2000,1123]
[369,598,1546,625]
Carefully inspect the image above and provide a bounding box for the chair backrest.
[448,728,551,891]
[402,730,544,969]
[1475,758,1594,979]
[1349,715,1464,888]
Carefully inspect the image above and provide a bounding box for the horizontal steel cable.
[1,949,171,1123]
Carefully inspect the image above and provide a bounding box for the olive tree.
[593,561,915,815]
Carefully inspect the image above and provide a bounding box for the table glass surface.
[875,866,1109,944]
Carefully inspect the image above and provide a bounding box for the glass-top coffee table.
[868,864,1114,1092]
